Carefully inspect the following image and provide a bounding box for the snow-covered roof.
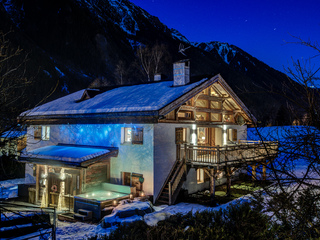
[0,130,26,139]
[22,79,208,117]
[20,144,118,167]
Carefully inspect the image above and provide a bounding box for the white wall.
[26,124,154,195]
[153,123,194,199]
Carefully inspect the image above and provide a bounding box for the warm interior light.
[113,200,117,206]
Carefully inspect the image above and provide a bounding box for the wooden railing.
[178,140,278,166]
[168,158,186,205]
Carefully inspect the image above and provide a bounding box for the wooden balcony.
[177,140,278,167]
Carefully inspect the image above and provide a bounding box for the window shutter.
[233,129,238,142]
[132,127,143,145]
[175,128,184,144]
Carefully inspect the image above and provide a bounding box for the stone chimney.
[173,60,190,86]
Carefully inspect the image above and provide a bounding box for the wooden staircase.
[155,157,188,205]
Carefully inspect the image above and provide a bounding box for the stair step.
[159,195,169,200]
[157,200,169,204]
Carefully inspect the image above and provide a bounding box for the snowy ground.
[55,196,252,240]
[2,126,317,239]
[0,174,35,199]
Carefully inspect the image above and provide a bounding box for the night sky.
[130,0,320,74]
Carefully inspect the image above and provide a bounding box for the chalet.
[19,60,277,213]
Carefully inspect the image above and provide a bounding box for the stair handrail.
[168,158,186,205]
[154,144,184,204]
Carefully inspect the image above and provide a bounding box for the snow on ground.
[55,197,252,239]
[0,177,35,199]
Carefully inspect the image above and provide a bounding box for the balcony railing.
[177,140,278,166]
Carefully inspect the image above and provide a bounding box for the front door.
[197,127,216,146]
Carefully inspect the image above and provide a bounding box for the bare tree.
[114,60,127,85]
[250,37,320,237]
[135,43,170,82]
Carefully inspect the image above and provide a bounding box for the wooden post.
[225,167,232,196]
[168,182,172,205]
[251,164,257,181]
[204,168,217,206]
[262,160,267,181]
[184,143,187,161]
[210,168,216,205]
[36,164,40,202]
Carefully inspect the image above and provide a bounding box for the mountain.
[0,0,294,125]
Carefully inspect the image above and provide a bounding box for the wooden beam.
[195,107,234,115]
[204,168,217,205]
[197,94,229,101]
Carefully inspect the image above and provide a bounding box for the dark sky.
[130,0,320,74]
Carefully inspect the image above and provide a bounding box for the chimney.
[154,73,162,81]
[173,60,190,86]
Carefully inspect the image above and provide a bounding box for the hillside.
[0,0,295,125]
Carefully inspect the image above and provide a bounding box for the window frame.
[121,127,143,145]
[41,126,50,141]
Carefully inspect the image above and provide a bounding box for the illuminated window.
[197,127,208,145]
[197,169,204,183]
[210,101,221,109]
[41,126,50,140]
[211,113,222,122]
[195,99,209,108]
[34,126,42,140]
[122,127,143,145]
[196,112,208,121]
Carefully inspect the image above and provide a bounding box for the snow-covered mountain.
[0,0,293,125]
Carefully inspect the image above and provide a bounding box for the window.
[124,127,132,143]
[122,127,143,145]
[175,128,187,144]
[178,111,192,119]
[196,112,208,121]
[34,126,50,140]
[197,169,204,183]
[197,127,208,145]
[195,99,209,108]
[41,126,50,140]
[34,126,42,140]
[211,113,222,122]
[123,172,131,186]
[132,127,143,145]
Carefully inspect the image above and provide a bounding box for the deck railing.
[178,140,278,166]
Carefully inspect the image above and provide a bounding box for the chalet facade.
[19,60,277,209]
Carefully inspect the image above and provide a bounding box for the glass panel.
[210,87,220,96]
[124,128,132,142]
[223,114,234,123]
[195,99,209,108]
[210,101,221,109]
[196,112,208,121]
[41,126,50,140]
[197,127,208,145]
[211,113,222,122]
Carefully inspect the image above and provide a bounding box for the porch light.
[129,193,133,199]
[113,200,118,206]
[140,191,145,197]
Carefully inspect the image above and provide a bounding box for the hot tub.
[74,183,133,220]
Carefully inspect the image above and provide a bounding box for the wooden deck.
[177,140,278,167]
